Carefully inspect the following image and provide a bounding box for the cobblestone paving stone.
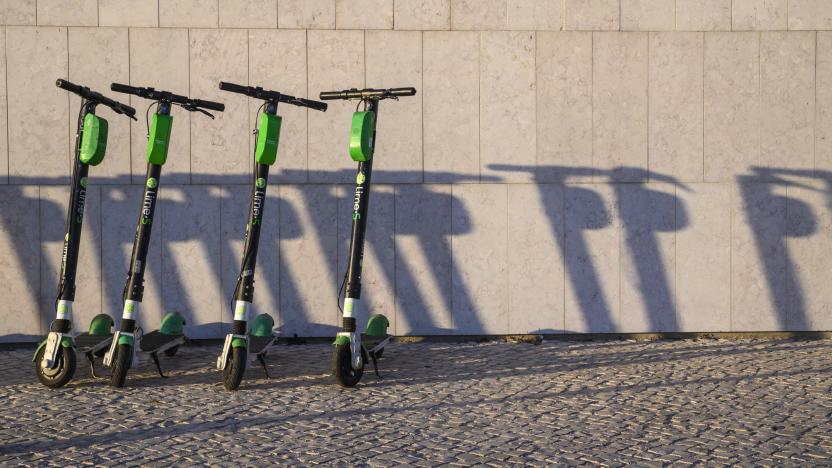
[0,339,831,466]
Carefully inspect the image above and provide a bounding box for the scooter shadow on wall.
[0,169,494,341]
[489,164,690,334]
[736,167,832,331]
[277,168,496,337]
[0,186,56,342]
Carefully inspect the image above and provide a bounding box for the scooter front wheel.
[109,344,132,388]
[34,345,76,388]
[223,347,246,391]
[332,344,367,388]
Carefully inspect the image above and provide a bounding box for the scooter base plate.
[75,333,113,354]
[249,335,275,355]
[140,331,184,354]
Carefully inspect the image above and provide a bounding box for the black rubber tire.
[223,347,246,391]
[34,345,76,388]
[164,345,179,357]
[332,344,367,388]
[109,344,132,388]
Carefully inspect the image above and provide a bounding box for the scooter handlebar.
[57,79,137,119]
[319,87,417,101]
[111,82,225,114]
[218,81,327,112]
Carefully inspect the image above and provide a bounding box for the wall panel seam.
[3,27,8,183]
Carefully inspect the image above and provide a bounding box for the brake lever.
[196,107,216,120]
[179,102,215,120]
[119,108,138,121]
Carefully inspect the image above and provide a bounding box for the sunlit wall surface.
[1,0,830,340]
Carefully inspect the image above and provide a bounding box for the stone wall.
[1,0,831,340]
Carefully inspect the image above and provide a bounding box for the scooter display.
[102,83,225,387]
[319,86,417,387]
[215,81,327,391]
[33,79,137,388]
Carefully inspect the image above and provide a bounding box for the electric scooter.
[103,83,224,387]
[319,86,417,387]
[215,81,327,390]
[33,79,137,388]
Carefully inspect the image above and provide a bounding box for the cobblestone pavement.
[0,339,831,466]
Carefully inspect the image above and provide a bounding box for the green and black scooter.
[319,86,416,387]
[215,81,327,390]
[102,83,225,387]
[33,79,137,388]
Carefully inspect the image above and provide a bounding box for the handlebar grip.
[218,81,249,95]
[56,79,83,94]
[389,87,417,97]
[115,101,137,117]
[110,82,140,95]
[295,97,328,112]
[95,93,137,117]
[319,91,345,101]
[193,98,225,112]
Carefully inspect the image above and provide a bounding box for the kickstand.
[87,352,103,379]
[150,352,168,378]
[369,351,382,379]
[256,354,271,379]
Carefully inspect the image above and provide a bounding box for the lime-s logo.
[256,178,266,189]
[146,177,158,189]
[356,173,366,185]
[80,177,88,188]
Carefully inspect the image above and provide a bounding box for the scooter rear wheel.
[34,345,76,388]
[110,344,132,388]
[223,347,246,391]
[332,344,367,388]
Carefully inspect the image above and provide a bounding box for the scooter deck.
[249,335,275,355]
[140,331,184,354]
[75,333,113,353]
[362,334,391,353]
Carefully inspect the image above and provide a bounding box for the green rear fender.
[160,311,186,335]
[117,334,134,346]
[88,314,114,336]
[250,313,274,337]
[231,337,247,348]
[365,314,389,337]
[333,335,351,346]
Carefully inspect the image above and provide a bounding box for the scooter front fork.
[103,300,140,368]
[217,300,250,370]
[41,300,74,368]
[217,333,248,370]
[339,298,363,370]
